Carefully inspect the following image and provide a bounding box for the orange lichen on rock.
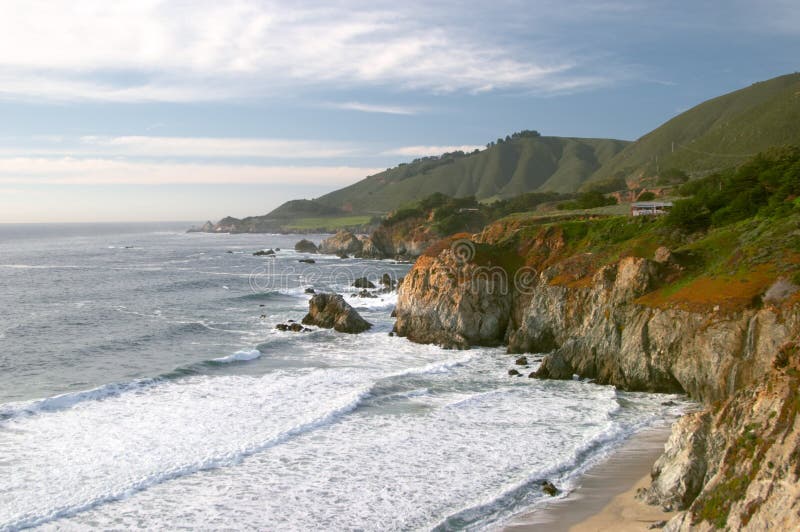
[635,265,776,313]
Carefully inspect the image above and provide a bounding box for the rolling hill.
[198,72,800,233]
[583,72,800,190]
[314,136,629,214]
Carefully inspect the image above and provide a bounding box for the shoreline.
[504,425,675,532]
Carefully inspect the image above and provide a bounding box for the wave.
[0,346,271,422]
[4,384,373,531]
[0,379,160,422]
[211,349,262,363]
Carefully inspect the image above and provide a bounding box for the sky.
[0,0,798,223]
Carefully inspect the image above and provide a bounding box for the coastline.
[504,425,675,532]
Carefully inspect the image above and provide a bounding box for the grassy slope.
[315,136,628,214]
[283,215,373,232]
[585,72,800,188]
[479,209,800,313]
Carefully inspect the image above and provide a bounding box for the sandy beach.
[504,426,676,532]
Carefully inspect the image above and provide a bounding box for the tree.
[637,191,656,201]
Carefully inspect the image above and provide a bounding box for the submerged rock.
[276,322,311,332]
[302,293,372,334]
[508,369,521,376]
[253,249,275,256]
[298,258,316,264]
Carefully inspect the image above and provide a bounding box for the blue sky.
[0,0,798,222]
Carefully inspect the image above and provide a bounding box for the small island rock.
[295,239,319,253]
[302,293,372,334]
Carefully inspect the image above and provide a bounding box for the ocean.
[0,223,685,531]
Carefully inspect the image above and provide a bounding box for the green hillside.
[584,72,800,189]
[314,135,629,214]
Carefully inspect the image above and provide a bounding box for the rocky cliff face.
[393,240,513,348]
[642,339,800,530]
[393,218,800,529]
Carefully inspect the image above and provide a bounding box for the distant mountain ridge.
[198,72,800,233]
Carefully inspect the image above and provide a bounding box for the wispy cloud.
[0,136,362,159]
[0,157,380,186]
[78,136,359,159]
[383,145,484,157]
[0,0,618,102]
[331,102,420,115]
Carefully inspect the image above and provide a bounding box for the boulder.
[304,287,316,294]
[541,480,559,496]
[302,293,373,334]
[352,289,377,299]
[276,322,311,332]
[636,411,711,511]
[515,356,528,366]
[508,369,521,376]
[294,239,318,253]
[380,273,397,289]
[763,278,799,305]
[653,246,672,264]
[353,277,376,289]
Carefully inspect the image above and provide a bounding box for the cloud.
[383,145,484,157]
[77,136,359,159]
[0,0,616,102]
[0,157,380,186]
[331,102,420,115]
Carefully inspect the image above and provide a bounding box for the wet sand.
[504,426,675,531]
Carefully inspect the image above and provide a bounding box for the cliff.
[393,208,800,528]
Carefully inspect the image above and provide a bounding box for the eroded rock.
[302,293,372,334]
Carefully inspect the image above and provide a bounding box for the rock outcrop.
[369,222,438,259]
[319,231,364,256]
[392,217,800,529]
[393,239,512,349]
[302,293,372,334]
[294,239,319,253]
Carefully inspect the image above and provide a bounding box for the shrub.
[666,198,711,232]
[637,191,656,201]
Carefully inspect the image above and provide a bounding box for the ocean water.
[0,223,685,531]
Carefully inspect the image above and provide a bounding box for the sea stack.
[302,293,372,334]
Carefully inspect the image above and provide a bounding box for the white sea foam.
[0,370,376,530]
[212,348,262,363]
[0,379,158,421]
[3,349,684,532]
